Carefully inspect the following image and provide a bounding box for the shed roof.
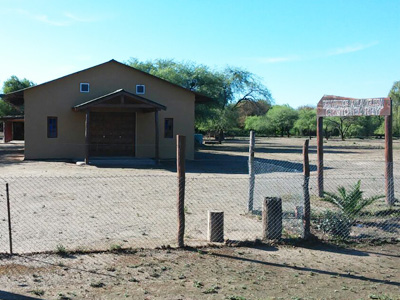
[72,89,167,111]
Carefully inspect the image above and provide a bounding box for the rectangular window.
[47,117,58,138]
[164,118,173,138]
[80,83,90,93]
[136,84,145,94]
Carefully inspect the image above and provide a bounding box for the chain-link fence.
[0,158,398,254]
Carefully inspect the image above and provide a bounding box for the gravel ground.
[0,242,399,300]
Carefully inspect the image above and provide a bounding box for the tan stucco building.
[2,60,210,161]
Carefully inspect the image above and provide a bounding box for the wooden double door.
[89,112,136,157]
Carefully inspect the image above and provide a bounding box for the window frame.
[80,83,90,93]
[136,84,146,95]
[164,118,173,139]
[47,116,58,138]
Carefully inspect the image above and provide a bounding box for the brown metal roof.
[72,89,167,111]
[1,59,214,106]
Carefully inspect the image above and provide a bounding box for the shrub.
[318,211,352,238]
[56,244,68,256]
[322,180,384,219]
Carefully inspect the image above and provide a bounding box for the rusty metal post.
[177,135,186,247]
[6,183,13,254]
[385,99,395,206]
[317,116,324,197]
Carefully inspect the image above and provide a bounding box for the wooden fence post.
[262,197,282,240]
[385,100,395,206]
[302,139,311,239]
[6,183,13,254]
[177,135,186,247]
[248,131,255,212]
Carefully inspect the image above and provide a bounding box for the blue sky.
[0,0,399,107]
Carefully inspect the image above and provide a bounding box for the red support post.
[4,121,13,143]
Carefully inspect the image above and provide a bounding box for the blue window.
[136,85,145,94]
[47,117,58,138]
[80,83,90,93]
[164,118,173,138]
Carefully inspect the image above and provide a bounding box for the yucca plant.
[322,180,384,219]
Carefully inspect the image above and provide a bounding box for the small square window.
[164,118,173,138]
[80,83,90,93]
[47,117,58,138]
[136,85,145,94]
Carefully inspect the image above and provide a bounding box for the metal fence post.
[302,139,311,239]
[248,131,255,212]
[177,135,186,247]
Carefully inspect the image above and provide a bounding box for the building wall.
[24,61,195,160]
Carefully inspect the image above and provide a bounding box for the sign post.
[316,95,393,205]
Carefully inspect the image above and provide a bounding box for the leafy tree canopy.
[389,81,400,136]
[2,75,35,94]
[293,107,316,138]
[1,75,35,117]
[266,105,298,137]
[126,58,272,136]
[127,58,272,108]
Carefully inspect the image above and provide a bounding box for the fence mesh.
[0,158,398,254]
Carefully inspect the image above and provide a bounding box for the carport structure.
[0,115,24,143]
[72,89,166,164]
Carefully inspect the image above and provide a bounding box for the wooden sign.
[317,95,391,117]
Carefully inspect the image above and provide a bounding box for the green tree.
[2,75,35,94]
[1,75,35,117]
[235,99,270,128]
[325,117,356,141]
[196,104,239,143]
[347,116,383,138]
[266,105,298,137]
[389,81,400,136]
[244,115,273,135]
[293,107,316,139]
[126,58,272,139]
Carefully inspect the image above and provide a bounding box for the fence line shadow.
[209,250,400,287]
[0,290,43,300]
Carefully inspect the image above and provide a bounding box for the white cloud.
[326,41,379,56]
[252,41,379,64]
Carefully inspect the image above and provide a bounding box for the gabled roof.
[0,59,214,105]
[72,89,166,111]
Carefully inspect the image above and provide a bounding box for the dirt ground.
[0,242,399,300]
[0,137,399,299]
